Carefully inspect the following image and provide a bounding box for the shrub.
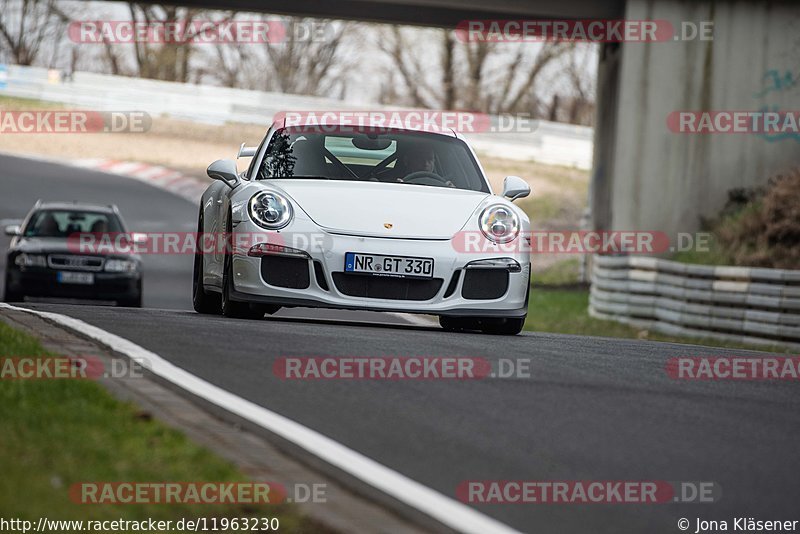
[706,168,800,269]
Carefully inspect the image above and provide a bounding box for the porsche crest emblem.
[384,223,393,229]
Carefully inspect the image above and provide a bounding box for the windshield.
[256,127,490,193]
[23,210,123,238]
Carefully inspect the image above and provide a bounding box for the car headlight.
[248,191,293,230]
[105,259,137,273]
[479,205,520,244]
[14,253,47,268]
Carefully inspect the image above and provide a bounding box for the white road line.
[0,303,521,534]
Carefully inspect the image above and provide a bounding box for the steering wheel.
[402,171,450,187]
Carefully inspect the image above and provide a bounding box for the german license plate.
[344,253,434,278]
[57,271,95,285]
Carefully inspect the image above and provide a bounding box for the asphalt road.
[3,154,800,533]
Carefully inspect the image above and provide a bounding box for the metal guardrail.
[589,255,800,350]
[0,64,594,169]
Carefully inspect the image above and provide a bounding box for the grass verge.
[0,320,321,531]
[0,95,65,110]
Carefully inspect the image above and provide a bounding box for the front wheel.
[439,316,479,332]
[221,269,265,320]
[118,282,143,308]
[221,230,264,320]
[3,274,23,303]
[193,211,221,314]
[439,315,526,335]
[480,317,526,336]
[118,295,143,308]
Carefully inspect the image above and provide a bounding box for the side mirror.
[4,225,21,237]
[207,159,240,189]
[502,176,530,202]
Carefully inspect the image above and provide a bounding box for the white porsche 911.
[193,120,531,334]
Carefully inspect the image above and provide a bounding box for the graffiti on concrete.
[753,69,799,142]
[753,69,798,97]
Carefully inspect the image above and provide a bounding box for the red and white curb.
[73,159,208,203]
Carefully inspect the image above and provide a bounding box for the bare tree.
[192,11,250,87]
[0,0,70,65]
[562,44,596,125]
[197,16,356,96]
[261,18,353,96]
[101,34,124,75]
[538,43,596,125]
[493,42,574,115]
[462,39,493,110]
[211,43,247,88]
[379,26,573,116]
[122,3,205,82]
[379,27,439,108]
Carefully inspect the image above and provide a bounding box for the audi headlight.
[248,191,293,230]
[479,205,520,244]
[105,259,137,273]
[14,253,47,268]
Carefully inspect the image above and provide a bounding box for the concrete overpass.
[146,0,624,27]
[143,0,800,237]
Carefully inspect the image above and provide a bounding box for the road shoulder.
[0,305,430,534]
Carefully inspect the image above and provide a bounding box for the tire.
[253,303,281,316]
[478,273,530,335]
[439,316,460,332]
[439,316,479,332]
[440,315,525,335]
[118,295,142,308]
[193,210,221,314]
[442,271,531,335]
[117,279,143,308]
[480,317,526,335]
[3,274,23,303]
[221,218,264,320]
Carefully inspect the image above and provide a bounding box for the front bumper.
[6,267,142,301]
[227,222,530,317]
